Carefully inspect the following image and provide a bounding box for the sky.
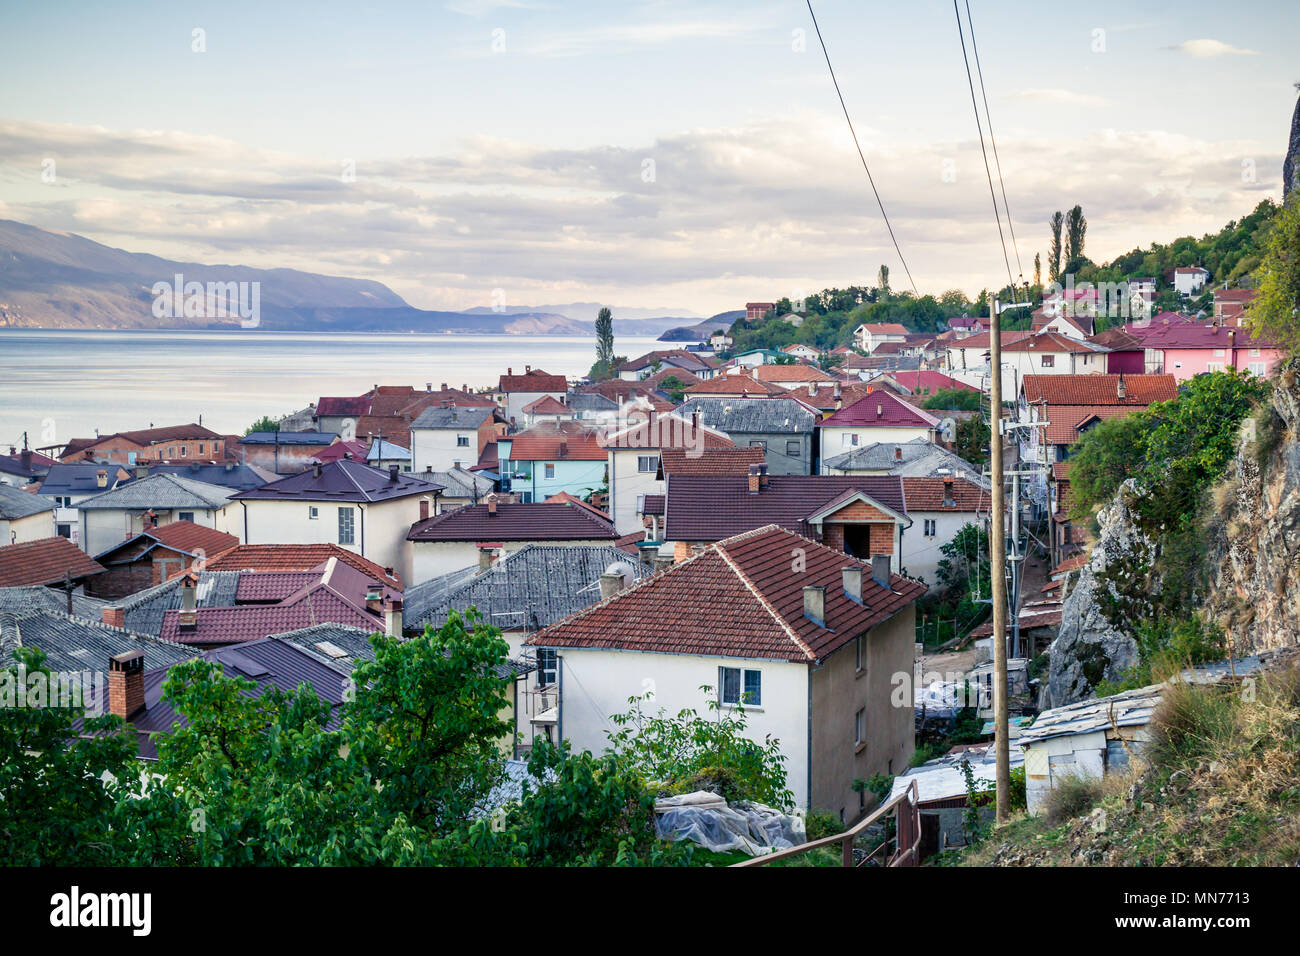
[0,0,1295,316]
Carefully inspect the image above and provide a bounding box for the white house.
[944,331,1108,396]
[497,367,568,425]
[409,405,497,473]
[1173,267,1210,297]
[603,412,735,535]
[817,392,939,456]
[898,476,989,585]
[76,474,237,558]
[526,525,926,815]
[0,484,55,545]
[853,323,908,353]
[781,343,821,362]
[230,459,444,584]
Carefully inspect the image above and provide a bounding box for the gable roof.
[751,364,838,383]
[1021,373,1178,406]
[36,463,130,497]
[404,543,649,634]
[230,459,443,503]
[682,374,789,397]
[502,422,607,461]
[818,391,939,429]
[94,521,241,563]
[114,462,277,492]
[665,474,907,542]
[821,439,986,484]
[0,584,106,620]
[76,473,235,511]
[522,395,571,415]
[1002,331,1107,354]
[407,500,618,543]
[657,446,767,477]
[0,483,54,520]
[527,525,926,663]
[199,543,403,589]
[676,397,818,435]
[410,405,497,430]
[0,537,105,588]
[901,476,991,511]
[499,368,567,392]
[600,413,735,452]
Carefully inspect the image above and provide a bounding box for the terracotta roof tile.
[902,476,991,511]
[658,446,766,476]
[200,544,403,588]
[0,537,105,587]
[1021,374,1177,406]
[499,369,567,392]
[408,500,617,542]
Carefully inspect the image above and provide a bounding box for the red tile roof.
[316,395,371,417]
[499,368,567,392]
[134,521,240,557]
[601,414,735,452]
[665,474,907,542]
[1041,405,1138,444]
[818,392,939,429]
[505,422,607,461]
[528,525,926,662]
[752,364,838,383]
[1021,374,1177,406]
[883,370,979,395]
[902,477,991,512]
[859,323,908,335]
[1002,331,1105,354]
[658,446,766,476]
[407,500,617,542]
[0,536,106,587]
[682,374,789,397]
[199,543,403,588]
[522,395,571,415]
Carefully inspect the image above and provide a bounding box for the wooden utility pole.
[988,296,1010,824]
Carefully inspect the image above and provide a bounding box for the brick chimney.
[102,606,125,628]
[487,495,498,515]
[842,566,863,604]
[894,445,903,461]
[96,469,108,488]
[388,464,400,482]
[108,650,145,719]
[384,598,403,637]
[748,463,762,494]
[1117,375,1127,401]
[802,585,826,627]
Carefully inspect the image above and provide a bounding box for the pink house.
[1138,324,1283,382]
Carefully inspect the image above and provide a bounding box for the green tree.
[878,264,890,293]
[245,415,280,435]
[593,306,616,379]
[1048,211,1064,282]
[953,415,990,465]
[1247,194,1300,349]
[1065,204,1087,271]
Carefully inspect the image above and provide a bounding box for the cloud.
[0,118,1283,312]
[1009,89,1111,108]
[1166,38,1261,58]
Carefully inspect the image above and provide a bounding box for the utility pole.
[988,290,1032,824]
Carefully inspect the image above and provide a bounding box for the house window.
[1207,362,1225,373]
[457,435,470,447]
[1040,355,1055,368]
[720,667,761,706]
[338,506,356,545]
[544,463,556,480]
[855,635,865,672]
[179,511,195,523]
[749,440,767,451]
[1251,348,1261,357]
[309,506,319,520]
[637,455,659,474]
[786,440,801,457]
[842,433,860,449]
[198,443,204,455]
[1249,362,1266,377]
[537,648,559,686]
[923,519,937,537]
[855,707,866,747]
[1214,349,1225,358]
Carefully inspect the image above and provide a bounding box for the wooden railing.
[731,780,921,868]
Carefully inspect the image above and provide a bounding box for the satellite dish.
[604,561,636,580]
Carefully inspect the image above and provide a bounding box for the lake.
[0,329,670,450]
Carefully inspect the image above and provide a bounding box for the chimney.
[802,585,826,627]
[478,547,495,570]
[488,496,498,515]
[441,382,447,391]
[748,464,762,494]
[313,462,322,478]
[894,446,903,461]
[101,606,125,628]
[96,469,108,488]
[419,496,430,520]
[365,584,384,616]
[384,598,403,637]
[20,448,31,471]
[1116,375,1127,400]
[943,477,955,507]
[178,576,197,630]
[525,364,532,374]
[842,566,863,604]
[653,555,675,572]
[388,464,400,482]
[508,367,513,376]
[760,463,769,487]
[108,650,146,719]
[871,554,892,588]
[145,510,158,529]
[599,571,626,601]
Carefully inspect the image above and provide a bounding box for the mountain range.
[0,220,701,336]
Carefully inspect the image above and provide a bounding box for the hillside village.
[6,195,1300,869]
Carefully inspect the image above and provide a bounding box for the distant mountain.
[658,310,744,342]
[0,221,691,335]
[462,301,702,335]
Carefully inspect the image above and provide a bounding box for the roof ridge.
[714,528,817,662]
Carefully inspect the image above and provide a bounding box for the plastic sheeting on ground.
[654,790,807,856]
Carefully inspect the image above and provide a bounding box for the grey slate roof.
[231,458,443,503]
[76,473,234,510]
[114,570,243,636]
[0,585,107,620]
[567,392,619,414]
[36,463,127,497]
[423,467,495,499]
[0,484,55,519]
[411,405,496,430]
[114,463,275,493]
[270,622,380,674]
[677,397,817,435]
[0,607,198,678]
[404,544,649,634]
[240,431,335,445]
[822,439,988,485]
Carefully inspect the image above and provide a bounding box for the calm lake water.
[0,330,669,449]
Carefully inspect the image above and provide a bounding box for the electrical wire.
[805,0,919,296]
[953,0,1016,294]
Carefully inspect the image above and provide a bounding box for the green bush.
[1042,774,1103,825]
[805,809,846,841]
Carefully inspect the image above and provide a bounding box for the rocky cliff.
[1202,362,1300,653]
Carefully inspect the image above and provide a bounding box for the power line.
[953,0,1016,294]
[964,0,1022,283]
[805,0,918,296]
